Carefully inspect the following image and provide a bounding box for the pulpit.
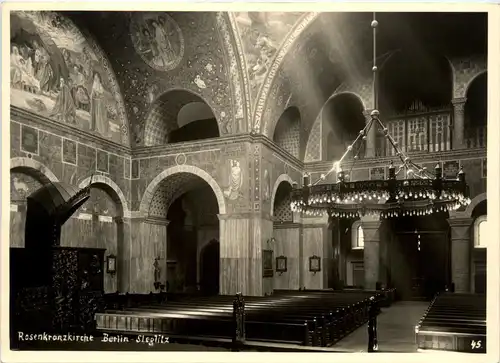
[11,179,105,346]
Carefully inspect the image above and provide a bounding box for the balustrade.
[465,126,487,149]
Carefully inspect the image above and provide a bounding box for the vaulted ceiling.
[65,11,487,149]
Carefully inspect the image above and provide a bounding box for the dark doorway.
[397,232,448,300]
[200,239,220,295]
[389,213,450,301]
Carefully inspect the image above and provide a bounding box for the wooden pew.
[415,293,486,353]
[96,292,372,349]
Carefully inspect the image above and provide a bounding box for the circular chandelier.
[290,14,471,220]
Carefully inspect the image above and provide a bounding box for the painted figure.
[90,72,108,137]
[50,77,76,123]
[224,159,243,200]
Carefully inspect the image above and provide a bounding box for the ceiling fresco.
[232,12,304,102]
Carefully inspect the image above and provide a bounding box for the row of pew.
[415,293,486,353]
[96,289,392,351]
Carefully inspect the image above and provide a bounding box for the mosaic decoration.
[10,172,43,202]
[130,12,184,72]
[62,138,77,165]
[124,158,131,179]
[96,149,109,173]
[21,125,39,154]
[10,11,129,145]
[131,159,140,179]
[233,12,303,101]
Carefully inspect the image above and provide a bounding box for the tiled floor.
[333,301,430,353]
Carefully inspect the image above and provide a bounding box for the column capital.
[452,97,467,113]
[123,210,147,219]
[447,217,473,240]
[360,215,382,229]
[144,216,170,226]
[447,217,474,227]
[452,97,467,105]
[217,211,272,221]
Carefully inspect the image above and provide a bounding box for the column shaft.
[361,217,382,290]
[447,217,473,293]
[452,98,467,150]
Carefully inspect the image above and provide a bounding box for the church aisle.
[333,301,429,352]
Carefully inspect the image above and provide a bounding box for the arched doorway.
[143,89,220,146]
[200,239,220,295]
[143,168,224,295]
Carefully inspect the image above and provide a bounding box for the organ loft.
[7,9,488,353]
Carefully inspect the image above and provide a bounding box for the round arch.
[270,174,295,217]
[464,70,487,98]
[10,157,59,184]
[140,165,227,216]
[78,175,129,217]
[271,106,301,141]
[143,88,221,146]
[327,91,367,111]
[464,192,487,218]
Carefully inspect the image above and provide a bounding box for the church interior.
[8,10,488,353]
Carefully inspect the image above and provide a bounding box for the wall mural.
[223,159,244,201]
[130,13,185,72]
[233,12,303,100]
[10,11,128,145]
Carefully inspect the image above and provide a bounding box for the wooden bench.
[416,293,486,353]
[96,292,373,349]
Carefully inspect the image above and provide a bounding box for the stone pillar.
[272,223,301,290]
[300,214,331,289]
[361,215,382,290]
[329,217,342,288]
[128,216,169,293]
[452,97,467,150]
[363,109,376,158]
[114,216,128,293]
[219,213,271,296]
[447,217,473,293]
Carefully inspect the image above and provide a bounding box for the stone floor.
[333,301,430,353]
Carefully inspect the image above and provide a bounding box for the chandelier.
[290,13,471,220]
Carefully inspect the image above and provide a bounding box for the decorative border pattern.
[216,12,249,131]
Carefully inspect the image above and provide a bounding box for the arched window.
[474,215,487,248]
[351,221,364,249]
